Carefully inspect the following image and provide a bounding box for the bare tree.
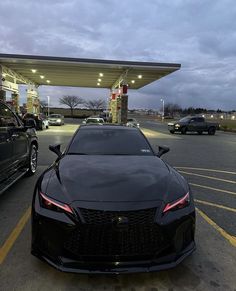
[85,98,106,114]
[59,96,84,117]
[85,98,106,110]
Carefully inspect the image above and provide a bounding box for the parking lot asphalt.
[0,119,236,291]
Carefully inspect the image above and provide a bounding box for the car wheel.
[26,144,38,176]
[197,131,203,135]
[181,127,187,134]
[169,130,175,134]
[208,127,216,135]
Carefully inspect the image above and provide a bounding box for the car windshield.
[49,114,61,118]
[179,117,191,122]
[86,118,103,123]
[68,128,154,156]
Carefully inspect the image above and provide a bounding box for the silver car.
[48,114,64,126]
[82,117,105,124]
[126,118,140,128]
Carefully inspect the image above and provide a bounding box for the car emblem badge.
[112,216,129,229]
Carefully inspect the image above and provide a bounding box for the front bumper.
[48,120,62,125]
[33,242,195,274]
[168,124,181,132]
[32,198,195,274]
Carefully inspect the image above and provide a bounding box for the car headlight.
[163,192,190,213]
[39,192,73,214]
[175,124,180,128]
[57,119,62,122]
[168,123,174,126]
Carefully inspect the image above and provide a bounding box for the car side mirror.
[49,144,62,158]
[24,118,36,128]
[157,145,170,157]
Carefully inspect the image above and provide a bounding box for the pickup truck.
[168,116,220,135]
[0,100,38,195]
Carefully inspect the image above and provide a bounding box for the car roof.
[79,124,138,130]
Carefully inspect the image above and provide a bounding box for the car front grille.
[64,208,168,260]
[79,207,157,225]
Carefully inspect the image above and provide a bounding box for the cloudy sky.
[0,0,236,110]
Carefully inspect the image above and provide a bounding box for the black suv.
[0,100,38,195]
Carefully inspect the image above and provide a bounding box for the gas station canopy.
[0,54,181,89]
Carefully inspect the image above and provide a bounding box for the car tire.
[208,127,216,135]
[26,144,38,176]
[169,130,175,134]
[181,127,187,134]
[197,131,203,135]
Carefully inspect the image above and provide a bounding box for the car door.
[0,103,14,182]
[189,117,206,132]
[195,117,206,131]
[188,117,197,131]
[0,103,28,168]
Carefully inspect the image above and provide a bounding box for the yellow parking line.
[196,208,236,248]
[179,170,236,184]
[0,206,31,265]
[175,167,236,175]
[195,199,236,213]
[189,182,236,196]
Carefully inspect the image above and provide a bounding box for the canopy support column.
[27,86,40,114]
[110,84,128,124]
[11,93,20,113]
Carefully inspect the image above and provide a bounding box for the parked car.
[31,125,195,274]
[0,100,38,195]
[48,114,64,126]
[23,113,47,130]
[39,113,49,129]
[99,111,111,122]
[168,116,220,135]
[82,117,104,124]
[126,118,140,128]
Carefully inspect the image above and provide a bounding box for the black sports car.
[31,125,195,273]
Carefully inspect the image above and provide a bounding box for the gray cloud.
[1,0,236,110]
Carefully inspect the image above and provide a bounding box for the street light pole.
[47,96,50,117]
[160,98,164,122]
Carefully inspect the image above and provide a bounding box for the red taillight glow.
[163,192,190,213]
[40,192,73,214]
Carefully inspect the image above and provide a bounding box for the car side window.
[0,103,19,127]
[197,117,204,122]
[190,118,196,123]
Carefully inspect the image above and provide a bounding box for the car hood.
[43,155,188,205]
[168,121,183,125]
